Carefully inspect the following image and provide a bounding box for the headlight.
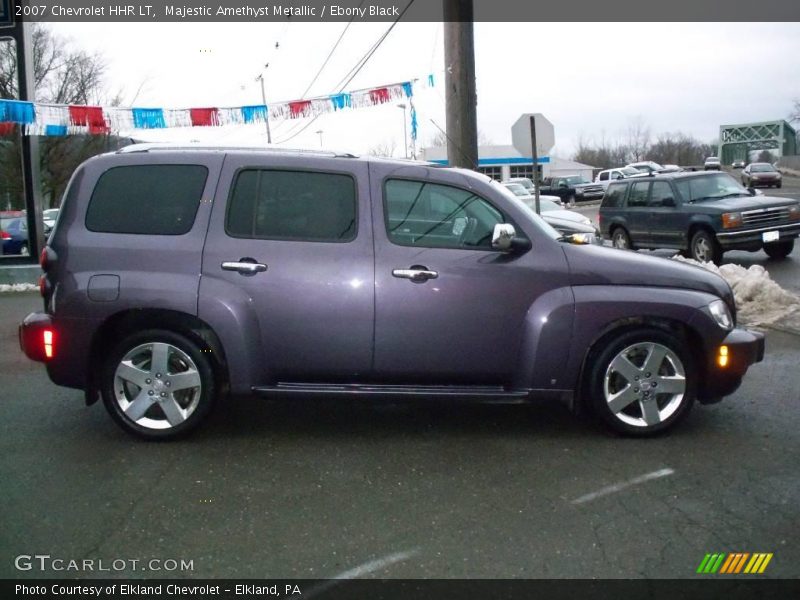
[709,299,733,330]
[721,212,742,229]
[788,204,800,221]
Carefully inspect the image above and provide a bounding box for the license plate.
[762,230,780,243]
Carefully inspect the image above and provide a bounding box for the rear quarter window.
[86,164,208,235]
[601,184,627,208]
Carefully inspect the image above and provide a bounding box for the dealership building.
[421,144,595,182]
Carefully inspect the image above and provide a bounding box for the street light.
[397,103,408,158]
[315,130,324,149]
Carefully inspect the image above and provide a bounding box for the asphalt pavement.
[1,292,798,580]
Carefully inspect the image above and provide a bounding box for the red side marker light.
[43,329,54,359]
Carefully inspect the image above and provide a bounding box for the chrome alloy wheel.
[113,342,202,430]
[603,342,686,428]
[612,230,629,249]
[692,236,713,262]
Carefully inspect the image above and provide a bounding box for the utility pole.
[443,0,478,169]
[256,73,273,144]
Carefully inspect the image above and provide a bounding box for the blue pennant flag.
[0,99,36,124]
[402,82,413,98]
[427,74,435,87]
[242,105,268,123]
[44,125,68,136]
[132,108,166,129]
[410,105,418,141]
[329,93,351,110]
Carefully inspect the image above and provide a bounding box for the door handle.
[221,260,268,275]
[392,266,438,282]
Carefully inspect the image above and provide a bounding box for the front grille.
[581,185,604,195]
[741,207,791,227]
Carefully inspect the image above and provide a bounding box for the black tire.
[764,239,794,260]
[585,327,695,437]
[689,229,722,265]
[101,329,216,440]
[566,195,576,208]
[777,182,782,189]
[19,243,29,257]
[611,227,633,250]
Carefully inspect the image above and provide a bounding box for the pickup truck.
[541,176,605,205]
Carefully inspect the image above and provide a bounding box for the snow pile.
[673,256,800,330]
[0,283,38,293]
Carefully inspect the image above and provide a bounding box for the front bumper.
[748,178,781,187]
[716,222,800,249]
[698,327,765,403]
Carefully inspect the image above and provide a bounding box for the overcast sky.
[49,21,800,158]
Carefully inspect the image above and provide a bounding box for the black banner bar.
[4,579,800,600]
[9,0,800,23]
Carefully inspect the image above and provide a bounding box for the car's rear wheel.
[690,229,722,265]
[777,182,782,189]
[587,328,695,436]
[611,227,632,250]
[566,195,576,208]
[101,329,216,440]
[764,239,794,260]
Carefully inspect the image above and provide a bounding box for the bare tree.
[367,139,398,157]
[757,150,776,163]
[0,25,126,209]
[624,117,651,163]
[790,98,800,123]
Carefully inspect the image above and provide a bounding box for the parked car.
[20,145,764,439]
[503,177,537,194]
[1,215,29,256]
[43,208,60,234]
[731,159,746,169]
[502,183,600,242]
[541,175,604,205]
[599,171,799,264]
[595,167,647,190]
[704,157,721,171]
[741,162,782,189]
[627,161,667,175]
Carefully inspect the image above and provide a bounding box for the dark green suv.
[599,171,800,264]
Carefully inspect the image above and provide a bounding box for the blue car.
[1,217,29,256]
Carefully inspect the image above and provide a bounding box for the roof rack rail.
[116,142,358,158]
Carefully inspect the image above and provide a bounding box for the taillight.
[38,275,47,297]
[43,329,54,359]
[40,248,48,270]
[1,230,10,240]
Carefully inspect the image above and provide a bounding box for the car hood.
[562,243,733,306]
[692,194,797,212]
[542,214,597,234]
[543,208,590,224]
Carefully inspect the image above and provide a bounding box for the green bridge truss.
[718,120,797,164]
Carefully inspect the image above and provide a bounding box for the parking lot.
[1,280,799,579]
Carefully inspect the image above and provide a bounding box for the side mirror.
[747,187,756,196]
[558,182,568,188]
[491,223,531,254]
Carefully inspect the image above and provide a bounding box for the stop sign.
[511,114,555,157]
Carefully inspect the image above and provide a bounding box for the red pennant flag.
[189,108,220,127]
[68,106,109,133]
[289,100,312,118]
[369,87,391,105]
[0,122,16,136]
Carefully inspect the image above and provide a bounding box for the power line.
[274,0,416,145]
[299,0,365,99]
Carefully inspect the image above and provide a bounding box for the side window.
[226,169,356,242]
[602,184,626,208]
[611,171,622,180]
[86,165,208,235]
[627,182,651,208]
[599,172,609,181]
[384,179,506,249]
[649,181,675,207]
[675,180,691,203]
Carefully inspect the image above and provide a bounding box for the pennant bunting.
[2,77,429,136]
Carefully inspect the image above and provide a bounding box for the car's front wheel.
[690,229,722,265]
[586,328,695,436]
[764,239,794,260]
[101,329,216,440]
[611,227,632,250]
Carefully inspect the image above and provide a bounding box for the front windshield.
[564,176,589,185]
[491,181,561,240]
[503,183,529,197]
[751,164,775,172]
[678,173,747,202]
